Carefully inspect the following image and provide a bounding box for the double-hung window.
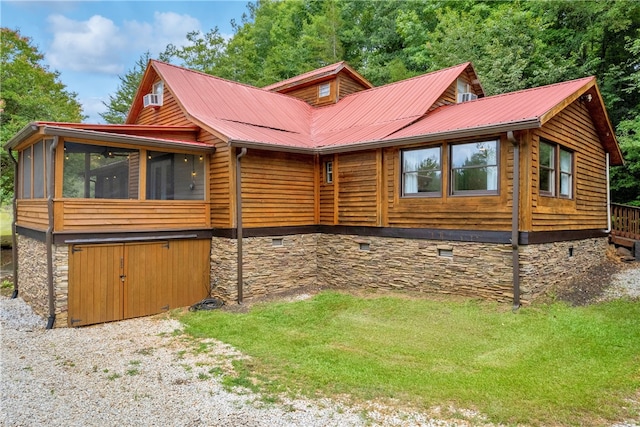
[540,140,573,198]
[450,140,499,195]
[401,146,442,196]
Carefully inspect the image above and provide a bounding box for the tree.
[100,52,151,124]
[610,117,640,206]
[0,28,83,204]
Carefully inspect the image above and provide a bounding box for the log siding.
[531,100,608,231]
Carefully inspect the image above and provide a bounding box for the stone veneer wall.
[16,235,69,328]
[210,234,609,305]
[16,235,48,318]
[210,234,319,303]
[317,234,515,302]
[519,237,608,299]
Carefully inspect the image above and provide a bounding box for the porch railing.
[610,203,640,242]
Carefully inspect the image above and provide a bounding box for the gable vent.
[458,92,478,103]
[143,93,162,108]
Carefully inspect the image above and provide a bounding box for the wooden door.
[68,243,124,327]
[123,241,172,319]
[68,239,210,326]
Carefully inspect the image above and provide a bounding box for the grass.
[0,206,12,247]
[179,291,640,426]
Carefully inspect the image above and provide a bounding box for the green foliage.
[0,28,83,203]
[180,292,640,425]
[611,116,640,206]
[100,52,151,124]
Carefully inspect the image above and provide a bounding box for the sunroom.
[6,123,216,327]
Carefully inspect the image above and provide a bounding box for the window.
[21,147,32,199]
[401,146,442,196]
[539,140,573,198]
[450,140,498,195]
[63,142,137,199]
[318,83,331,98]
[146,152,205,200]
[153,81,164,97]
[325,161,333,184]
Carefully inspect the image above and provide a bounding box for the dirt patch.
[541,247,638,306]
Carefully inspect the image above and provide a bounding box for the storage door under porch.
[68,239,210,327]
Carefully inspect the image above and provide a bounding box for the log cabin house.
[5,60,623,327]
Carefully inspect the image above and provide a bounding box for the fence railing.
[610,203,640,241]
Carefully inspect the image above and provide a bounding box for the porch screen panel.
[33,141,45,198]
[21,147,32,199]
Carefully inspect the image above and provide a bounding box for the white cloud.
[45,12,202,76]
[46,14,128,74]
[124,11,201,53]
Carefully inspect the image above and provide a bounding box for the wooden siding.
[16,199,49,230]
[134,80,192,126]
[337,74,369,100]
[202,130,233,228]
[337,151,379,226]
[55,199,210,232]
[384,138,513,231]
[284,79,337,106]
[241,150,316,227]
[319,154,335,224]
[531,100,608,231]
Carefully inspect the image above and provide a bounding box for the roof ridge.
[151,59,315,113]
[151,59,267,92]
[333,62,471,103]
[477,76,595,101]
[262,61,347,90]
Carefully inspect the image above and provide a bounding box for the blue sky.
[2,0,250,122]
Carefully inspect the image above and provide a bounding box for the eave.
[4,123,215,154]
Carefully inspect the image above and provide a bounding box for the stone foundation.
[317,234,514,302]
[519,237,608,299]
[16,235,68,328]
[211,234,319,303]
[211,234,610,305]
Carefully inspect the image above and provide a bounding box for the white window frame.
[318,83,331,98]
[325,161,333,184]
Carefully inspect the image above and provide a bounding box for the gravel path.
[0,298,481,427]
[1,263,639,427]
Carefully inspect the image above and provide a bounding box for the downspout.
[235,147,247,304]
[605,153,611,233]
[8,149,19,299]
[45,137,59,329]
[507,131,521,310]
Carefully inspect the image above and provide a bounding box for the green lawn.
[179,292,640,426]
[0,206,12,247]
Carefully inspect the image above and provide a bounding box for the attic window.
[318,83,331,98]
[153,81,164,96]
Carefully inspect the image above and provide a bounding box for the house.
[5,60,623,327]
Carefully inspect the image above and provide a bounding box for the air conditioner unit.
[143,93,162,108]
[458,92,478,103]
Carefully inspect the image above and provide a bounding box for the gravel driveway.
[1,263,639,427]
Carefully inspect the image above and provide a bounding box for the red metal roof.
[152,61,313,139]
[385,77,595,142]
[142,60,620,163]
[311,63,471,146]
[152,60,471,149]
